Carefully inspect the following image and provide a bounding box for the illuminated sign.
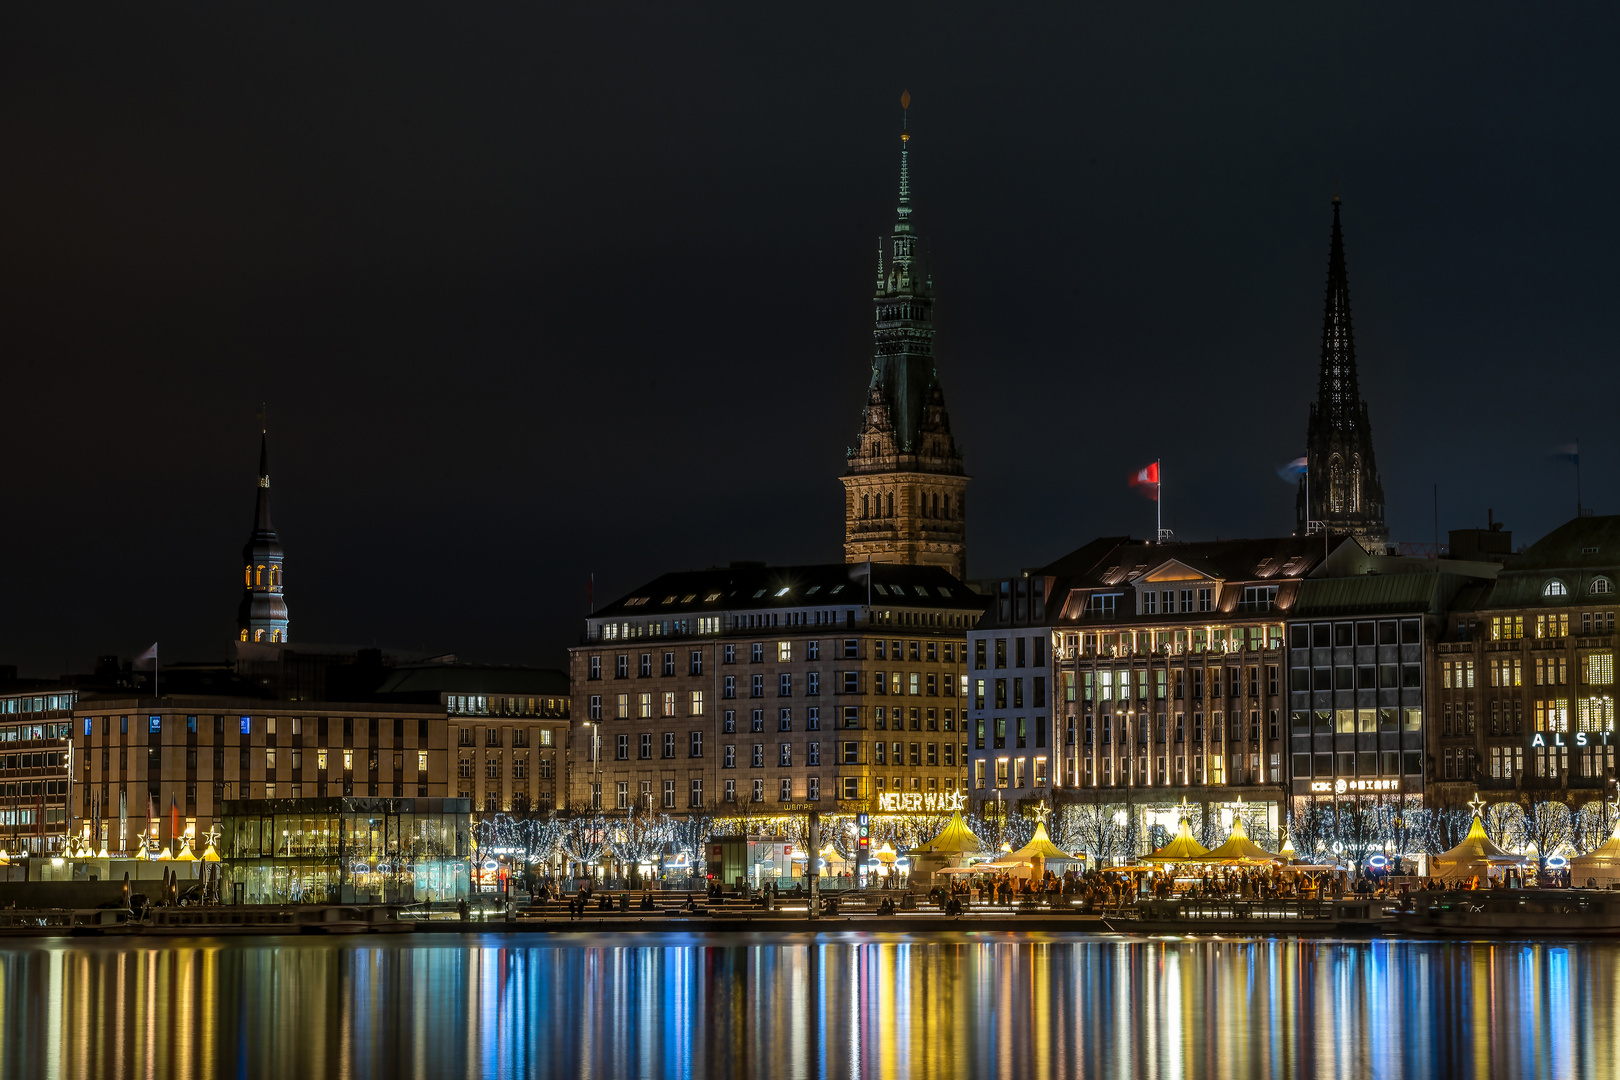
[1308,778,1399,794]
[1530,731,1613,748]
[875,791,968,814]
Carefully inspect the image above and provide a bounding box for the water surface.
[0,931,1604,1079]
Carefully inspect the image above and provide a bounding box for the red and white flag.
[1128,461,1160,500]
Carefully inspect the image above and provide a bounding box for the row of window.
[1076,667,1277,702]
[1077,710,1281,746]
[587,638,968,680]
[84,714,438,743]
[1292,664,1423,692]
[1292,619,1422,650]
[0,697,75,716]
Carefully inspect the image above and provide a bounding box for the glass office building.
[221,797,471,904]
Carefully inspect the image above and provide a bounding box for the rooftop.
[591,563,987,621]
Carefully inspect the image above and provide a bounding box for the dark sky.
[3,6,1616,677]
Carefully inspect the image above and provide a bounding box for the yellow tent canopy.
[1572,817,1620,885]
[1202,815,1280,864]
[993,822,1074,864]
[1429,814,1528,879]
[1140,817,1211,864]
[913,810,984,855]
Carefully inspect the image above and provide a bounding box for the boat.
[1103,895,1394,935]
[1396,888,1620,937]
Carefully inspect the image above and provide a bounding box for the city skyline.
[2,8,1616,679]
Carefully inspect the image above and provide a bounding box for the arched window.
[253,628,265,642]
[1351,455,1362,514]
[861,494,870,519]
[1592,577,1613,595]
[239,629,248,642]
[943,494,952,519]
[1544,579,1568,597]
[270,566,280,589]
[244,566,251,587]
[1327,455,1345,514]
[255,564,265,588]
[886,492,894,517]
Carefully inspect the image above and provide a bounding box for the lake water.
[0,931,1605,1079]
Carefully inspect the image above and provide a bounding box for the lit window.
[778,641,792,662]
[1545,579,1569,597]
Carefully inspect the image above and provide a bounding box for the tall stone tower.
[842,94,968,581]
[1296,197,1388,552]
[237,431,289,643]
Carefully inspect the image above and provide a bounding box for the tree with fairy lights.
[559,811,610,881]
[666,804,716,888]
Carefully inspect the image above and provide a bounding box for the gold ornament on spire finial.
[900,89,910,110]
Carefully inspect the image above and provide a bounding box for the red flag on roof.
[1128,461,1160,500]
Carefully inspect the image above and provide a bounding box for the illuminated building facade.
[1438,515,1620,808]
[238,433,290,644]
[68,696,454,856]
[842,103,968,581]
[373,664,570,814]
[970,536,1339,843]
[570,563,988,817]
[0,686,77,854]
[1285,565,1453,821]
[1296,197,1389,553]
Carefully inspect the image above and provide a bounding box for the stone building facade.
[569,563,988,817]
[1438,515,1620,810]
[968,536,1337,841]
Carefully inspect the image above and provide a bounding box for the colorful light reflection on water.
[0,932,1605,1079]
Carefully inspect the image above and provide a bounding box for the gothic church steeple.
[237,428,289,643]
[1297,197,1388,551]
[843,93,968,580]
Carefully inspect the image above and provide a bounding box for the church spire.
[1297,197,1387,550]
[1316,195,1361,430]
[238,417,289,644]
[254,430,274,533]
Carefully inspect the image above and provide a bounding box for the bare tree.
[559,811,610,878]
[1483,802,1525,849]
[666,804,716,887]
[1421,804,1474,857]
[1576,798,1618,854]
[1520,800,1574,859]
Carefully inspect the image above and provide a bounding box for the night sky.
[3,7,1616,677]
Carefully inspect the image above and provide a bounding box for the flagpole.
[1157,459,1162,543]
[1577,438,1583,517]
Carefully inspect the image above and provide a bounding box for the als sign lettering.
[875,791,967,814]
[1531,731,1613,748]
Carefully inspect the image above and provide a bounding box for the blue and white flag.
[1276,456,1308,482]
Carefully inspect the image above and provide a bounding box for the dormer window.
[1544,579,1569,597]
[1592,577,1613,595]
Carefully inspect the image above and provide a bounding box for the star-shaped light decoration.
[1467,793,1487,818]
